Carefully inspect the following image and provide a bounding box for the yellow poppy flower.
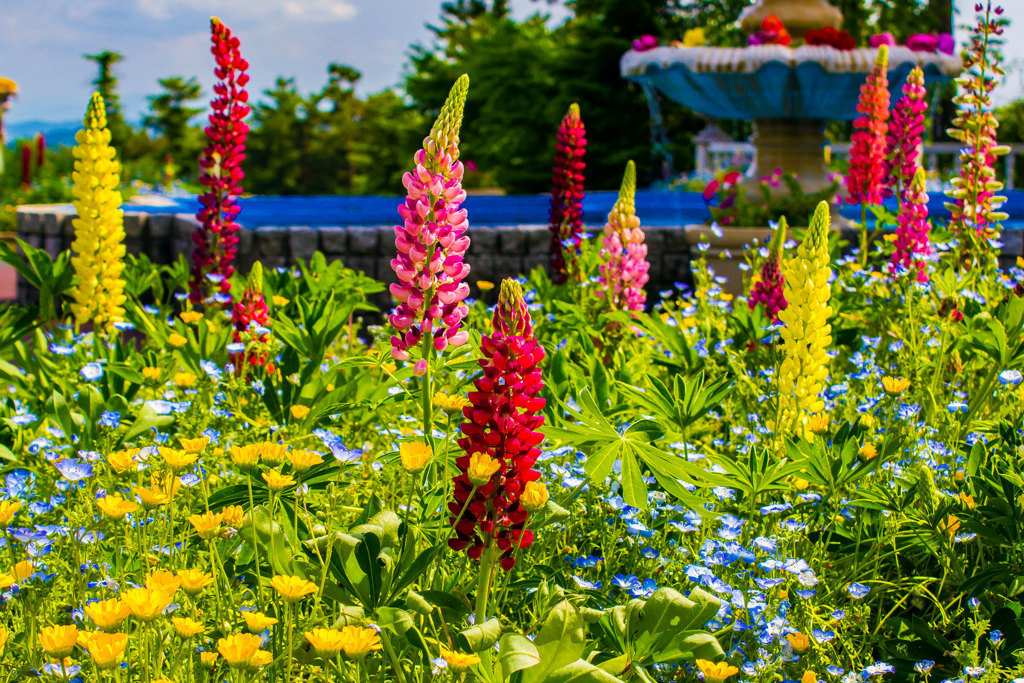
[269,574,318,602]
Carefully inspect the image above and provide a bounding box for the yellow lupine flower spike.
[70,92,127,332]
[777,202,833,440]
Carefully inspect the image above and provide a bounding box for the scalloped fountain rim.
[621,44,961,120]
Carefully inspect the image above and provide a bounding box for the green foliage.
[142,76,204,176]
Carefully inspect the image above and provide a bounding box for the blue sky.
[1,0,1020,126]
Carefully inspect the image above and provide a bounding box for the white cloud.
[282,0,357,22]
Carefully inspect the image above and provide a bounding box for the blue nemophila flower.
[812,628,835,643]
[989,630,1003,644]
[913,659,937,675]
[49,342,76,355]
[964,667,985,678]
[847,582,870,599]
[55,458,93,482]
[826,666,845,676]
[861,662,894,677]
[968,597,980,610]
[998,370,1022,386]
[760,502,792,515]
[570,575,600,590]
[947,401,968,413]
[10,413,37,426]
[80,362,104,381]
[99,411,120,429]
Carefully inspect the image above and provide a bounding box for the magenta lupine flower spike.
[597,161,649,311]
[890,168,931,282]
[190,17,250,307]
[845,45,890,206]
[549,103,586,284]
[389,75,472,369]
[749,217,788,321]
[946,2,1010,270]
[450,279,545,571]
[885,67,927,203]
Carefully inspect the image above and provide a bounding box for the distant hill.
[5,120,82,147]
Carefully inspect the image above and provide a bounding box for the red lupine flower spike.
[449,279,546,571]
[549,103,586,284]
[190,17,249,307]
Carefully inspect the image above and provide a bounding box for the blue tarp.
[109,189,1023,229]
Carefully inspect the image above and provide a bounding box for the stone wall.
[14,206,695,302]
[15,205,1024,305]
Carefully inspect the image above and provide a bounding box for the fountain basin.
[621,45,960,121]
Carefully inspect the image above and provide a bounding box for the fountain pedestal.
[745,119,831,194]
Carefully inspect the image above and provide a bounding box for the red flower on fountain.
[805,26,856,50]
[549,103,586,284]
[748,218,788,321]
[230,262,272,375]
[845,46,890,206]
[884,67,927,201]
[748,15,791,46]
[449,279,545,571]
[190,17,250,307]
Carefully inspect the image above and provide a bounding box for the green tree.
[143,77,203,173]
[84,51,130,148]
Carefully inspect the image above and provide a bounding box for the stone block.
[319,227,348,256]
[664,226,689,251]
[1000,230,1023,257]
[59,215,76,252]
[254,227,289,267]
[375,226,394,254]
[492,255,524,281]
[344,256,377,279]
[522,225,549,253]
[467,226,499,254]
[348,226,379,255]
[235,228,256,271]
[498,227,526,255]
[288,226,318,262]
[522,252,547,276]
[660,253,692,286]
[123,213,146,238]
[147,214,174,261]
[644,227,667,254]
[466,254,495,284]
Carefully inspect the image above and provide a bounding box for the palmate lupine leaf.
[545,388,727,510]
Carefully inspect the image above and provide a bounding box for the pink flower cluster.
[190,17,250,307]
[845,46,890,207]
[598,161,648,312]
[884,67,927,201]
[390,76,471,367]
[890,169,931,282]
[549,104,586,284]
[749,220,788,321]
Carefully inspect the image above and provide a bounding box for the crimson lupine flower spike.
[548,103,586,283]
[450,279,545,571]
[597,160,649,311]
[884,67,926,202]
[389,75,471,370]
[891,168,932,282]
[946,2,1010,270]
[230,262,271,375]
[845,45,890,206]
[190,17,250,307]
[749,217,788,321]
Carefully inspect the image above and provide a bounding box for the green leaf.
[543,660,624,683]
[457,617,502,653]
[497,634,541,679]
[522,600,585,683]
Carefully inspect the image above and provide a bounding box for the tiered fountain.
[621,0,961,288]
